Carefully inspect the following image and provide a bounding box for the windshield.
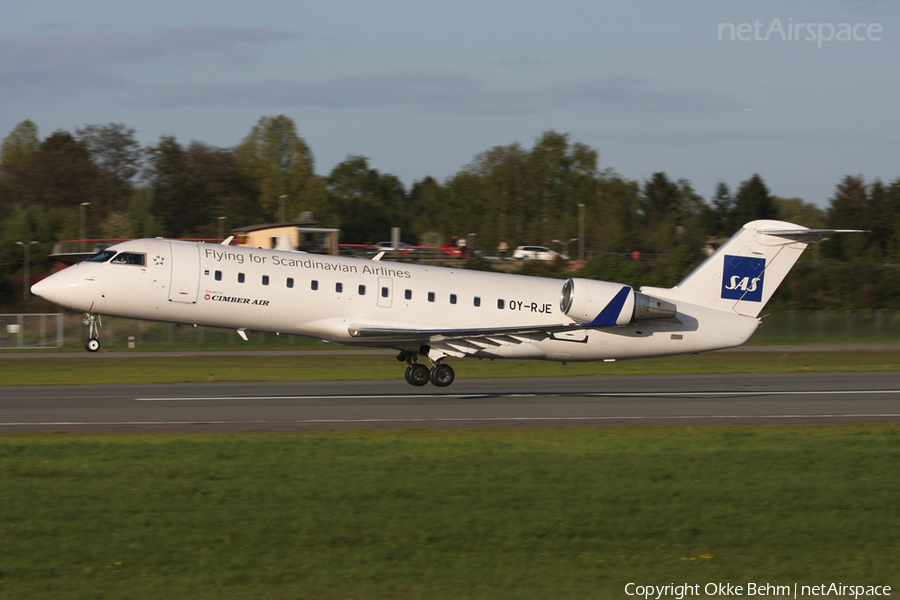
[110,252,146,266]
[86,250,117,263]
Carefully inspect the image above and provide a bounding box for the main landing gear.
[398,350,455,387]
[83,313,101,352]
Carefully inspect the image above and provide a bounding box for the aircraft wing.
[348,322,586,358]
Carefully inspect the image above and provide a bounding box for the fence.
[2,311,900,350]
[0,313,322,351]
[0,314,64,349]
[750,311,900,345]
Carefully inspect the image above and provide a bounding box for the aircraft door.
[168,242,200,304]
[377,277,392,308]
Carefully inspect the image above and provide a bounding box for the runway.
[2,371,900,432]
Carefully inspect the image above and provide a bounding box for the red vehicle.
[440,243,474,258]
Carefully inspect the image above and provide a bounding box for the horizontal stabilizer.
[758,227,865,239]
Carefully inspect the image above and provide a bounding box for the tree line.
[1,115,899,309]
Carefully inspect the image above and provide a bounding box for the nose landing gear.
[83,313,101,352]
[398,350,456,387]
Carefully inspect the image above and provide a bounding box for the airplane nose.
[31,273,73,307]
[30,277,51,299]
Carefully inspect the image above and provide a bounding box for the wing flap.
[347,323,583,350]
[428,342,470,358]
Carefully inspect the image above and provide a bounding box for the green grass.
[0,427,897,598]
[1,349,900,385]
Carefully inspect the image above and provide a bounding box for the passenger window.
[497,299,504,310]
[358,285,366,295]
[287,277,294,288]
[311,280,319,291]
[336,282,343,293]
[238,273,245,283]
[450,294,457,305]
[474,296,481,307]
[405,289,412,300]
[86,250,116,263]
[215,270,222,281]
[110,252,146,266]
[381,287,389,298]
[428,292,435,303]
[262,275,269,286]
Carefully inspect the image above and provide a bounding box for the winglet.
[221,236,234,246]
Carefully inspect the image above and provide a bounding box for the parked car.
[512,245,567,261]
[370,241,416,256]
[440,243,475,258]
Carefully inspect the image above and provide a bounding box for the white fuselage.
[34,238,759,362]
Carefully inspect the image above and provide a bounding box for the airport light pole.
[218,216,228,240]
[578,203,585,261]
[552,237,578,258]
[16,241,38,301]
[278,195,287,223]
[468,233,476,251]
[79,202,90,252]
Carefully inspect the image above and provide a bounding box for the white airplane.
[31,220,855,387]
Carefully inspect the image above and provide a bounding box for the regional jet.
[31,220,855,387]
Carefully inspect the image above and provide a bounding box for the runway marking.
[3,414,900,427]
[134,389,900,401]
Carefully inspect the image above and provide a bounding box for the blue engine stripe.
[585,286,632,327]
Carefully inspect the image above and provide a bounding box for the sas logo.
[721,255,765,302]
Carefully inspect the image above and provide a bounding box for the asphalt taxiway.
[2,371,899,433]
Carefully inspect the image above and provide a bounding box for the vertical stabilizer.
[641,220,841,318]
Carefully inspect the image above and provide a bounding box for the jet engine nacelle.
[560,278,676,326]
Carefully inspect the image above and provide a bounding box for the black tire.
[84,338,100,352]
[406,364,430,386]
[429,364,455,387]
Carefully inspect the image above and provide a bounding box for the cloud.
[6,25,298,67]
[552,76,736,113]
[0,25,736,116]
[124,71,562,115]
[0,25,299,102]
[603,129,898,145]
[836,0,893,8]
[0,68,126,104]
[497,56,545,67]
[124,71,484,108]
[123,71,735,116]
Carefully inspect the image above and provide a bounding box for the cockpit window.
[110,252,146,266]
[86,250,117,263]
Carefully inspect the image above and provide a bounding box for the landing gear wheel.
[429,363,455,387]
[83,313,102,353]
[405,364,430,386]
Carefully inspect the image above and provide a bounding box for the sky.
[1,0,897,208]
